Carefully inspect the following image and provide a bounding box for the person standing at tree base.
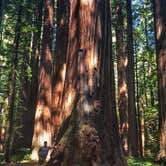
[38,141,55,165]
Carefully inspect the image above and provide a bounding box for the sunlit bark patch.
[119,80,127,95]
[32,46,52,161]
[32,104,52,160]
[157,18,163,40]
[52,64,66,109]
[80,0,94,6]
[62,85,76,118]
[44,46,52,63]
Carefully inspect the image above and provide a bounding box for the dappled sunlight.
[123,56,128,67]
[32,62,52,161]
[84,48,99,95]
[119,81,127,95]
[1,128,5,138]
[32,116,52,160]
[61,64,66,81]
[66,92,73,108]
[156,18,163,40]
[80,0,94,6]
[83,101,91,112]
[44,46,52,63]
[53,83,62,107]
[31,147,38,160]
[121,122,129,133]
[118,56,128,68]
[60,18,65,27]
[32,132,51,160]
[35,105,42,119]
[89,48,98,70]
[52,64,66,136]
[62,85,76,118]
[52,64,66,108]
[43,106,51,121]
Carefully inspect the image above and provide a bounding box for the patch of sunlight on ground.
[128,157,162,166]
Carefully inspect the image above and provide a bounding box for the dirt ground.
[0,162,39,166]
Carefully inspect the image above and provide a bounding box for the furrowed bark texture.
[126,0,139,157]
[32,0,53,160]
[47,0,127,165]
[153,0,166,160]
[116,0,128,155]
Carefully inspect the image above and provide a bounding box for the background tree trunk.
[126,0,139,157]
[116,0,129,155]
[0,97,9,152]
[0,0,5,44]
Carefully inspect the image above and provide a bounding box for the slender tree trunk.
[4,2,22,162]
[116,0,128,155]
[144,17,149,107]
[31,0,53,160]
[135,43,143,157]
[0,97,9,152]
[153,0,166,160]
[126,0,139,157]
[150,88,155,107]
[0,0,3,27]
[0,0,4,45]
[47,0,127,165]
[140,97,145,157]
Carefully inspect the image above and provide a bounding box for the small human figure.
[38,141,55,165]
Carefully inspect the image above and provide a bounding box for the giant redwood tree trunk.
[116,0,128,155]
[31,0,53,160]
[126,0,139,157]
[51,0,70,141]
[47,0,127,165]
[153,0,166,160]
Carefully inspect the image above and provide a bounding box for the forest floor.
[0,162,38,166]
[0,155,161,166]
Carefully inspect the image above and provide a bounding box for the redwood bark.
[126,0,139,157]
[47,0,127,165]
[29,0,43,148]
[153,0,166,160]
[116,0,128,155]
[31,0,53,160]
[51,0,69,141]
